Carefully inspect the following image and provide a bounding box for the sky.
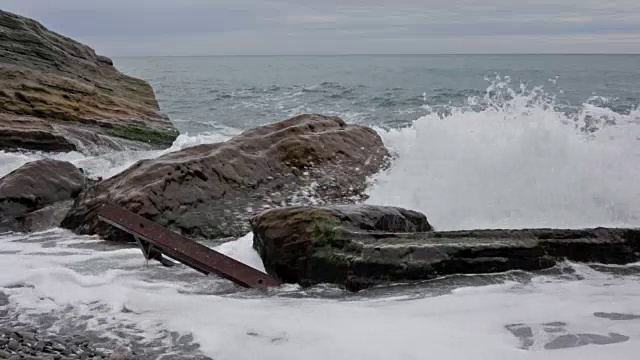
[2,0,640,56]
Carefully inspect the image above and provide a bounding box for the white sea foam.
[1,231,640,359]
[0,129,238,180]
[367,79,640,230]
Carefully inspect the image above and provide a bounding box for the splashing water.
[0,129,238,180]
[367,77,640,230]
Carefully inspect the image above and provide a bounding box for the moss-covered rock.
[103,124,179,147]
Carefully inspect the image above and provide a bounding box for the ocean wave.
[367,76,640,230]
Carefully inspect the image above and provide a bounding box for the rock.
[34,341,45,351]
[0,159,86,232]
[62,114,390,241]
[7,339,18,351]
[0,10,178,154]
[19,332,36,342]
[108,346,132,360]
[0,350,10,359]
[20,200,75,232]
[250,205,640,291]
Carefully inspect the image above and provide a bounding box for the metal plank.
[97,203,281,289]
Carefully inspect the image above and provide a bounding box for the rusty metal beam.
[97,203,281,289]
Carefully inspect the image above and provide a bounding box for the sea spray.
[367,77,640,230]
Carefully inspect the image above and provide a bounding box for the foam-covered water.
[1,56,640,358]
[367,78,640,230]
[2,230,640,359]
[0,130,237,180]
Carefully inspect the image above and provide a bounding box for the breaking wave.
[367,76,640,230]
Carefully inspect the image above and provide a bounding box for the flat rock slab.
[251,205,640,291]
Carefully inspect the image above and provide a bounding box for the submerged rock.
[0,159,86,232]
[0,10,178,154]
[251,205,640,291]
[62,114,390,241]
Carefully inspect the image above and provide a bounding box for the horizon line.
[112,53,640,58]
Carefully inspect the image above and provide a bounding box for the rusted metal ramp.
[97,203,281,289]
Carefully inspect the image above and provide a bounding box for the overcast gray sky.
[3,0,640,56]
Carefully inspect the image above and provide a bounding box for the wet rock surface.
[251,205,640,290]
[62,114,390,241]
[0,327,110,360]
[0,159,87,232]
[0,10,178,154]
[0,325,213,360]
[505,314,640,351]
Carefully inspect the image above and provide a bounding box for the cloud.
[2,0,639,55]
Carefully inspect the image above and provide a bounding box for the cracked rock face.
[0,10,178,154]
[61,114,390,241]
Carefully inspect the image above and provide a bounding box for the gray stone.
[21,200,75,233]
[62,114,390,241]
[0,292,8,306]
[593,312,640,321]
[0,349,11,359]
[7,339,18,351]
[545,334,581,350]
[0,159,88,233]
[108,346,132,360]
[544,332,630,350]
[20,332,36,342]
[544,327,565,333]
[251,204,640,290]
[577,332,630,345]
[543,322,567,327]
[504,324,535,349]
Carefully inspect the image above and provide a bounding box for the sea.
[1,55,640,359]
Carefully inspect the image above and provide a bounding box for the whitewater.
[1,79,640,359]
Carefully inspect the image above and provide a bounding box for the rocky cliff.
[0,10,178,154]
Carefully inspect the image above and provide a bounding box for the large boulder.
[61,114,390,241]
[0,10,178,154]
[251,205,640,291]
[0,159,87,232]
